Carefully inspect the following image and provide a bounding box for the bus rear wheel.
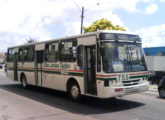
[21,75,28,88]
[68,82,81,101]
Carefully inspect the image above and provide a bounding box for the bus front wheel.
[68,82,81,101]
[159,88,165,98]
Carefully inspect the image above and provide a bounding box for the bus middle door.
[84,45,97,95]
[14,53,18,81]
[35,50,44,86]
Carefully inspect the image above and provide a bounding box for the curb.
[149,89,158,92]
[149,85,158,92]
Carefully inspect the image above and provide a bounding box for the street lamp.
[80,3,100,34]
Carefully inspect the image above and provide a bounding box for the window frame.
[97,42,101,72]
[77,45,83,67]
[44,41,59,62]
[59,39,77,62]
[7,48,14,62]
[27,45,35,62]
[18,47,27,62]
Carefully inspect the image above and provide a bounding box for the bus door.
[84,45,97,95]
[13,53,18,81]
[35,50,44,86]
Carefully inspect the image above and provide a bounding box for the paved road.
[0,71,165,120]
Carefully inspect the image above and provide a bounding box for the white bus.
[6,30,149,101]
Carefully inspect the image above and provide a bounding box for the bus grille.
[125,87,140,94]
[122,79,140,86]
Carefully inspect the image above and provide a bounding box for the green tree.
[26,38,37,43]
[83,18,126,33]
[0,53,5,64]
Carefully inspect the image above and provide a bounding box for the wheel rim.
[71,85,79,99]
[159,89,165,98]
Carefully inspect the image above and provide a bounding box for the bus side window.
[19,47,27,62]
[45,42,59,62]
[77,45,83,67]
[45,44,51,62]
[7,48,14,62]
[97,43,101,72]
[60,40,77,62]
[27,46,34,62]
[51,42,59,62]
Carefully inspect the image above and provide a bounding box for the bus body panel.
[102,82,149,98]
[96,80,104,97]
[42,61,85,94]
[96,71,149,98]
[6,31,149,99]
[77,36,96,46]
[6,62,14,80]
[18,62,35,85]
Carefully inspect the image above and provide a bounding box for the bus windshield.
[101,42,147,73]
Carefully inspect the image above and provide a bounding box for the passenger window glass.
[8,49,14,62]
[27,46,34,62]
[19,47,27,62]
[97,43,101,72]
[60,40,77,62]
[45,42,58,62]
[77,45,83,67]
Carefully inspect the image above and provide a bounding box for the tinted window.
[19,47,27,62]
[100,33,141,42]
[97,43,101,72]
[101,42,147,73]
[77,45,83,67]
[45,42,59,62]
[8,48,14,62]
[60,40,77,62]
[27,46,34,62]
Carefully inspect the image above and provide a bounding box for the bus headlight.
[139,78,146,84]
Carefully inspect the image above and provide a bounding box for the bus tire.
[68,81,81,101]
[159,88,165,98]
[21,75,28,88]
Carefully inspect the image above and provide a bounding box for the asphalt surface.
[0,71,165,120]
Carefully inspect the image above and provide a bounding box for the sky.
[0,0,165,52]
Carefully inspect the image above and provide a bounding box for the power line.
[72,0,81,12]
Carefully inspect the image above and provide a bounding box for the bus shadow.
[0,84,145,115]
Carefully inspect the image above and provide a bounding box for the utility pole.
[80,3,99,34]
[80,6,84,34]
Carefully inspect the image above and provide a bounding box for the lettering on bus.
[60,63,71,74]
[44,63,60,68]
[44,63,71,74]
[117,74,129,81]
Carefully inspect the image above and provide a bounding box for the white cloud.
[136,24,165,47]
[0,0,159,52]
[145,3,158,14]
[0,32,27,52]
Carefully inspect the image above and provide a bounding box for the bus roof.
[8,30,138,49]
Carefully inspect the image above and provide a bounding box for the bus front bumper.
[102,82,149,98]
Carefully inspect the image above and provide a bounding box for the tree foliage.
[0,53,5,64]
[26,38,37,43]
[83,18,126,33]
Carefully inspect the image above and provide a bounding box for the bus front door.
[14,53,18,81]
[35,50,44,86]
[84,46,97,95]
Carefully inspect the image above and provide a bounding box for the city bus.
[6,30,149,101]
